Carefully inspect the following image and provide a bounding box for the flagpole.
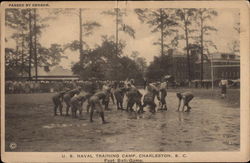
[207,49,214,92]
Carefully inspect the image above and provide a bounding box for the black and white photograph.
[1,1,249,162]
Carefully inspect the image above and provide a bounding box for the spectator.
[219,78,228,98]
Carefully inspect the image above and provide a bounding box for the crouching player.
[71,93,92,118]
[114,86,126,110]
[141,83,160,113]
[126,84,143,113]
[52,91,67,116]
[88,89,110,124]
[63,88,81,116]
[176,92,194,112]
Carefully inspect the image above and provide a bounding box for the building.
[195,53,240,81]
[169,54,188,82]
[31,66,79,81]
[168,49,189,83]
[167,49,240,85]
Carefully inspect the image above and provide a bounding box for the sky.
[6,8,239,69]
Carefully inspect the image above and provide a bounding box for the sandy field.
[5,89,240,152]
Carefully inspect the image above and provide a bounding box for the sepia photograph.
[1,1,249,162]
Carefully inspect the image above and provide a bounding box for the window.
[221,54,227,59]
[229,55,235,59]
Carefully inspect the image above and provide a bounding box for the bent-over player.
[63,88,81,116]
[176,92,194,112]
[52,90,67,116]
[70,93,92,118]
[88,89,110,124]
[141,83,160,113]
[114,86,126,110]
[126,84,143,113]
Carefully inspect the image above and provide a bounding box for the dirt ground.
[5,89,240,152]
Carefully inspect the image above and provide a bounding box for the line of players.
[52,79,194,124]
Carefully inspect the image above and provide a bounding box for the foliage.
[5,9,64,78]
[63,40,89,52]
[193,9,218,45]
[54,8,101,64]
[102,8,135,39]
[37,43,66,67]
[146,55,172,81]
[82,21,101,36]
[135,8,178,54]
[71,38,143,81]
[130,51,147,73]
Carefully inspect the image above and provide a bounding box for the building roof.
[196,52,240,63]
[209,53,240,60]
[31,66,75,76]
[169,49,185,56]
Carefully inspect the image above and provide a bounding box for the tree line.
[5,8,239,82]
[5,9,65,79]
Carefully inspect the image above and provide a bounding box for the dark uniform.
[52,91,66,116]
[63,88,80,116]
[142,84,160,113]
[114,87,126,110]
[88,90,110,123]
[219,79,228,98]
[102,84,113,110]
[176,92,194,112]
[126,87,143,112]
[70,93,91,118]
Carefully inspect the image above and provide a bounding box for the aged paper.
[1,1,249,162]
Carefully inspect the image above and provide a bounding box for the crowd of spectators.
[5,78,239,94]
[5,80,124,94]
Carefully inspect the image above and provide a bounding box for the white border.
[1,1,249,162]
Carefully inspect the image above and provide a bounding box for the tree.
[5,48,23,78]
[28,9,33,79]
[28,8,54,80]
[37,43,66,67]
[102,8,135,57]
[5,9,30,77]
[193,9,218,82]
[52,9,101,66]
[146,55,172,81]
[135,8,178,56]
[234,11,240,34]
[228,40,239,54]
[130,51,147,74]
[72,36,123,80]
[230,12,240,54]
[5,9,64,79]
[71,37,143,81]
[175,9,197,82]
